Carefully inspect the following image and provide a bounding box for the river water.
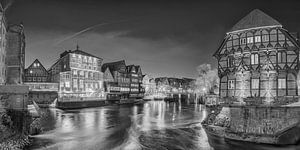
[27,101,300,150]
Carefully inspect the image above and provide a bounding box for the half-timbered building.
[213,9,300,104]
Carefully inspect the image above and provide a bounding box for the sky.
[3,0,300,78]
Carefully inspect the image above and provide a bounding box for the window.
[227,57,234,67]
[73,79,78,88]
[65,81,70,88]
[251,79,259,89]
[30,70,33,74]
[73,70,77,75]
[79,80,84,88]
[80,71,84,76]
[278,79,286,89]
[255,36,261,43]
[240,38,246,44]
[247,37,253,44]
[262,35,269,42]
[228,80,235,89]
[277,52,286,63]
[251,54,259,65]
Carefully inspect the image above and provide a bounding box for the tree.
[195,64,219,96]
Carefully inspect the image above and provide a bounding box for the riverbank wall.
[214,105,300,144]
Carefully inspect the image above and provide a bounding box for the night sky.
[4,0,300,78]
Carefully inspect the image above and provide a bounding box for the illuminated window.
[65,81,70,88]
[278,79,286,89]
[251,53,259,65]
[247,37,253,43]
[30,70,33,74]
[79,80,84,88]
[262,35,269,42]
[73,70,77,75]
[80,71,84,76]
[251,79,259,89]
[73,79,78,88]
[228,80,235,89]
[255,36,261,42]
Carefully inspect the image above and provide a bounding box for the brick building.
[49,46,105,101]
[6,24,25,85]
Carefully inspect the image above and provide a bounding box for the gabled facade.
[102,60,129,100]
[126,65,144,98]
[101,60,145,100]
[24,59,49,82]
[49,46,104,100]
[213,9,300,104]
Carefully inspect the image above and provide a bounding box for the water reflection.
[28,101,300,150]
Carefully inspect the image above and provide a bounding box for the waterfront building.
[6,24,25,84]
[213,9,300,104]
[142,74,156,97]
[24,59,58,105]
[0,5,6,85]
[154,77,195,99]
[126,65,144,98]
[102,60,130,100]
[49,46,105,101]
[101,60,144,100]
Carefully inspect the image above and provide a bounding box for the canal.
[27,101,300,150]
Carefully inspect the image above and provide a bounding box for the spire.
[228,9,282,33]
[76,44,79,50]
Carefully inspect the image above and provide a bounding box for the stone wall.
[228,106,300,135]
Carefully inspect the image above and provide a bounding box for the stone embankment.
[204,105,300,144]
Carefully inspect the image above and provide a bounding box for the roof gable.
[229,9,282,33]
[25,59,49,75]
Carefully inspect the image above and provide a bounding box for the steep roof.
[228,9,282,33]
[101,60,126,72]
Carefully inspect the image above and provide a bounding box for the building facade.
[49,46,104,101]
[142,74,156,97]
[0,6,6,85]
[213,9,300,104]
[24,59,58,105]
[154,77,195,99]
[102,60,130,100]
[6,24,25,84]
[102,60,144,100]
[127,65,144,98]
